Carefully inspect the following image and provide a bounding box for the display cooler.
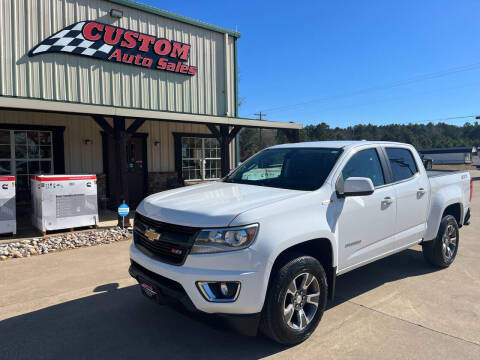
[31,175,98,233]
[0,176,16,235]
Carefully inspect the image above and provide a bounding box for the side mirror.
[342,177,375,197]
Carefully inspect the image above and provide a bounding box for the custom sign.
[29,21,197,75]
[118,203,130,217]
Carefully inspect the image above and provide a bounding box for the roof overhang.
[0,96,302,130]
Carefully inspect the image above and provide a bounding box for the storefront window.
[0,130,54,197]
[181,137,221,181]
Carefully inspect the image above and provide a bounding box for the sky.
[141,0,480,128]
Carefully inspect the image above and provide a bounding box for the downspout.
[224,33,231,117]
[233,37,240,166]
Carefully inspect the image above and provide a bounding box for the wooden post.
[207,125,242,178]
[113,117,131,227]
[220,125,230,177]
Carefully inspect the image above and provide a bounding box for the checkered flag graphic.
[29,22,113,58]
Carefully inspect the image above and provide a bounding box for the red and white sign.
[29,21,197,76]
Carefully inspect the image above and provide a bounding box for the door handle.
[382,196,394,206]
[417,188,426,197]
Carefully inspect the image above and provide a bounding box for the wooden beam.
[228,126,242,142]
[206,124,221,139]
[127,118,146,134]
[92,115,113,135]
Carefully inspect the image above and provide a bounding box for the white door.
[336,148,397,272]
[385,147,429,246]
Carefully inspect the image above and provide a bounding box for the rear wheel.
[422,215,459,267]
[260,254,328,345]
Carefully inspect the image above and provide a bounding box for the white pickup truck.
[129,141,472,345]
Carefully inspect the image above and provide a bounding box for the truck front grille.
[133,212,199,265]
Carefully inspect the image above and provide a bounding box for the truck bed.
[426,169,467,178]
[423,168,471,241]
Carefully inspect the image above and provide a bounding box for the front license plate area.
[138,277,162,303]
[141,282,158,297]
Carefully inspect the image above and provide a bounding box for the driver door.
[335,147,397,273]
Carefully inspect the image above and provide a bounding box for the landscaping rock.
[0,228,131,261]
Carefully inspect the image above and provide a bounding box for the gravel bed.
[0,228,131,261]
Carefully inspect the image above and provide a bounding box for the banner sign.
[29,21,197,76]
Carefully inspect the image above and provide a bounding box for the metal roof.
[106,0,241,38]
[419,147,477,154]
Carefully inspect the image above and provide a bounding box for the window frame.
[382,146,420,184]
[0,123,65,202]
[339,146,389,188]
[180,135,221,181]
[0,128,55,180]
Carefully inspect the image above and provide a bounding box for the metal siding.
[1,0,234,116]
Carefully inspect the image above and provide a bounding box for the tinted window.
[386,148,418,182]
[342,148,385,187]
[225,148,342,191]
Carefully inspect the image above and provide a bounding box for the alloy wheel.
[283,272,320,330]
[442,224,457,260]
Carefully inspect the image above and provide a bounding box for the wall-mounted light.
[154,141,161,146]
[83,139,93,145]
[110,8,123,19]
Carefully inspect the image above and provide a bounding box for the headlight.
[190,224,259,254]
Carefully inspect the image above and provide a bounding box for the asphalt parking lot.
[0,175,479,359]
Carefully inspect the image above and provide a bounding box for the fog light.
[220,282,229,296]
[197,281,241,302]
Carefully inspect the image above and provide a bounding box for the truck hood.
[136,181,304,227]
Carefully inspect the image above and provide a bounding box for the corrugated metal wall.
[0,0,235,116]
[0,110,235,173]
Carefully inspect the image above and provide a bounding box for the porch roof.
[0,96,302,130]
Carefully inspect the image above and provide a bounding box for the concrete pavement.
[0,178,479,359]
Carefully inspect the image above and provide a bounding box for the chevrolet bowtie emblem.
[145,228,161,241]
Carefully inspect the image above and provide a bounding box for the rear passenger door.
[384,147,429,246]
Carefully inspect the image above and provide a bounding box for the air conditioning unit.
[0,176,16,235]
[31,175,98,233]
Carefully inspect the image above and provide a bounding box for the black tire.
[422,215,459,268]
[260,254,328,345]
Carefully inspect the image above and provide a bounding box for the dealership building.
[0,0,301,214]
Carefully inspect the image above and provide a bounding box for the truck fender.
[259,233,337,305]
[424,188,464,241]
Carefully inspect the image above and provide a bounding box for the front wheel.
[422,214,459,268]
[260,255,328,345]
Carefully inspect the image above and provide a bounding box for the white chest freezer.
[0,176,16,235]
[31,175,98,232]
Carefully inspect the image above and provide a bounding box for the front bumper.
[129,242,269,315]
[129,259,261,336]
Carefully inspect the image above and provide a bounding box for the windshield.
[224,148,342,191]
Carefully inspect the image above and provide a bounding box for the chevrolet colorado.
[129,141,472,345]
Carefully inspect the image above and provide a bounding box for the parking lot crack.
[343,298,480,347]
